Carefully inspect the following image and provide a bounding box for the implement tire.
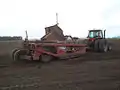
[11,48,20,60]
[13,49,27,61]
[41,54,53,63]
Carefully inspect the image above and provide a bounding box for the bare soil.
[0,39,120,90]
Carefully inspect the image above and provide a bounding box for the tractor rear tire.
[41,54,53,63]
[94,40,99,52]
[99,39,108,52]
[108,44,112,51]
[13,49,27,61]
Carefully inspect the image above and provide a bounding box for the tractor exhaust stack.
[104,29,106,39]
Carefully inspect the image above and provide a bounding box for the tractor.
[86,29,112,52]
[11,29,112,63]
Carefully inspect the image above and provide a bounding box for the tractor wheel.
[41,54,53,63]
[108,44,112,51]
[94,40,99,52]
[99,39,108,52]
[13,49,27,61]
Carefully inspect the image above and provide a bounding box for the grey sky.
[0,0,120,39]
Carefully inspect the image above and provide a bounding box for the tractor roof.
[89,30,102,32]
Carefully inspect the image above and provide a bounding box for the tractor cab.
[88,30,103,38]
[87,30,105,42]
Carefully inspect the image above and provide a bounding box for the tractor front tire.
[41,54,53,63]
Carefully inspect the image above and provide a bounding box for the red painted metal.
[20,43,87,60]
[39,43,86,47]
[35,43,86,58]
[89,38,95,42]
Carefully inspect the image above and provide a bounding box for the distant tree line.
[112,36,120,39]
[0,36,23,41]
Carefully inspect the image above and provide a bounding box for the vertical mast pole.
[56,13,59,25]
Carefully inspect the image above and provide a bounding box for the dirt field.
[0,40,23,55]
[0,39,120,90]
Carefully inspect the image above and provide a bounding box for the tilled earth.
[0,40,120,90]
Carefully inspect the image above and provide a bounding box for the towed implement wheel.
[13,49,27,61]
[41,54,53,63]
[11,48,20,60]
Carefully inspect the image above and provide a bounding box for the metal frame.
[19,43,87,60]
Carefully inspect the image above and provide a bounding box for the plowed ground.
[0,39,120,90]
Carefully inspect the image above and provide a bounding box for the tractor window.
[89,32,94,38]
[88,31,102,38]
[97,31,102,37]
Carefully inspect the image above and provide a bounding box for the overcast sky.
[0,0,120,39]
